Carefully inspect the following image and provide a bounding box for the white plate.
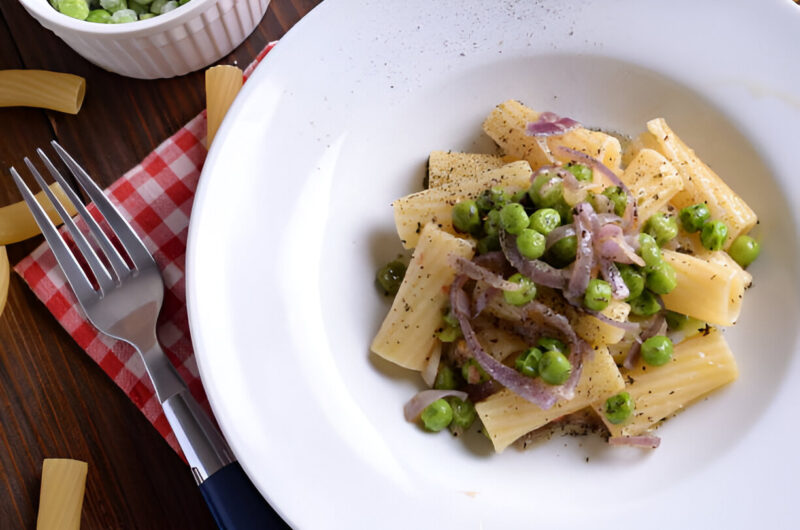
[186,1,800,528]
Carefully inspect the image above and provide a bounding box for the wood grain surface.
[0,1,322,527]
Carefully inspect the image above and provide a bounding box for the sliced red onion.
[403,389,468,421]
[545,223,576,250]
[449,255,523,292]
[471,281,499,318]
[595,222,644,266]
[564,203,595,304]
[525,112,581,137]
[450,276,559,409]
[499,231,569,289]
[596,213,623,225]
[623,313,667,369]
[421,344,442,387]
[554,146,639,231]
[473,251,511,274]
[609,435,661,449]
[584,308,640,332]
[600,260,630,300]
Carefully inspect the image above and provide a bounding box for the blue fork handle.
[199,462,289,529]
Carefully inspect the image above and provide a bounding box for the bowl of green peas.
[19,0,272,78]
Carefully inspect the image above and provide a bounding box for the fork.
[10,142,285,529]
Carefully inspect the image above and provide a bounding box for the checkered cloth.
[14,42,277,457]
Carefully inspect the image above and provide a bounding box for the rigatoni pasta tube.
[205,65,243,147]
[0,183,78,245]
[393,161,532,249]
[476,346,624,453]
[596,328,737,437]
[0,70,85,114]
[427,151,509,188]
[371,223,475,370]
[620,148,682,222]
[660,249,747,326]
[482,99,622,172]
[644,118,757,247]
[36,458,88,530]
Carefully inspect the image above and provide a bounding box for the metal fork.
[10,142,283,529]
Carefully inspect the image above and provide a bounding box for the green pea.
[476,234,500,255]
[538,350,572,385]
[566,163,593,182]
[434,364,458,390]
[728,235,760,268]
[645,213,678,246]
[138,12,155,18]
[448,397,476,429]
[679,203,711,233]
[629,290,661,316]
[537,337,567,354]
[58,0,90,19]
[638,233,662,271]
[645,261,677,295]
[515,347,542,378]
[99,0,127,12]
[665,310,689,330]
[483,209,502,237]
[128,0,148,14]
[452,199,481,234]
[162,0,178,12]
[461,358,490,384]
[511,190,528,203]
[476,187,509,212]
[502,273,537,306]
[618,264,645,301]
[499,203,530,235]
[529,207,561,235]
[584,278,612,311]
[178,0,190,5]
[420,399,453,432]
[604,391,635,424]
[602,186,627,217]
[546,235,577,268]
[641,335,673,366]
[442,310,458,328]
[516,229,546,260]
[110,8,136,21]
[528,171,564,208]
[85,8,111,22]
[700,220,728,251]
[376,260,406,295]
[437,326,461,342]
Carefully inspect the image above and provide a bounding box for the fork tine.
[36,148,131,283]
[9,167,97,303]
[25,157,116,294]
[50,141,155,271]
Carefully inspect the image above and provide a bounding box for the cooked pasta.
[205,65,243,147]
[0,183,78,245]
[373,103,759,453]
[0,70,85,114]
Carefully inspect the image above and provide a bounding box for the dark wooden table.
[0,1,321,527]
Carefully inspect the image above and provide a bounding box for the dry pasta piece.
[595,328,737,437]
[205,65,243,147]
[476,346,624,452]
[36,458,88,530]
[427,151,512,188]
[371,223,475,370]
[644,118,757,247]
[393,161,532,249]
[0,70,85,114]
[660,249,747,326]
[620,148,683,222]
[482,99,622,172]
[0,183,78,245]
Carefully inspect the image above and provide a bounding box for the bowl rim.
[19,0,228,36]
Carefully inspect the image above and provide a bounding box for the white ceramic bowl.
[19,0,271,79]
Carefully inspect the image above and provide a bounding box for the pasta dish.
[372,100,760,452]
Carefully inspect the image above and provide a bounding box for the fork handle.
[162,390,285,528]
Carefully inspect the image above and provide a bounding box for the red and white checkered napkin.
[14,42,277,457]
